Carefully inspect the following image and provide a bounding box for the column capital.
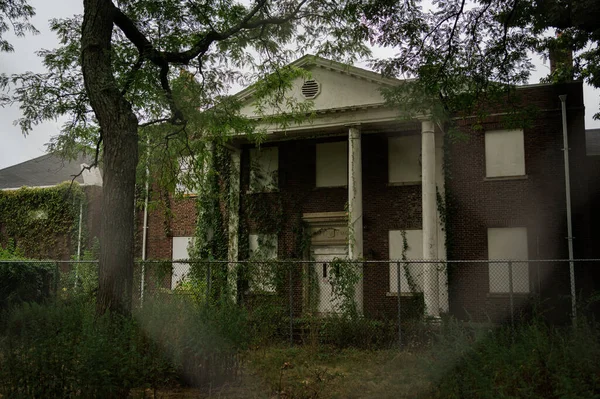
[348,124,361,140]
[421,119,435,134]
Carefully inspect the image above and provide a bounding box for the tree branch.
[120,56,145,96]
[112,0,307,66]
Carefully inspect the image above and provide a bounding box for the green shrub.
[425,317,600,399]
[0,246,56,310]
[294,314,396,349]
[0,300,176,398]
[61,238,100,301]
[135,295,252,388]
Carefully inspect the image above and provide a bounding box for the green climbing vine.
[328,257,361,317]
[400,229,420,294]
[188,142,231,300]
[0,183,86,259]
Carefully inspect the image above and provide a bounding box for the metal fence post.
[508,260,514,328]
[140,261,146,306]
[207,261,212,304]
[54,261,59,298]
[289,263,294,347]
[397,261,402,350]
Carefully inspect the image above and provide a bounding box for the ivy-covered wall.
[0,183,101,260]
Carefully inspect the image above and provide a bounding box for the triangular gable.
[236,55,402,118]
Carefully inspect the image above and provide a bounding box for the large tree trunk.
[82,0,139,315]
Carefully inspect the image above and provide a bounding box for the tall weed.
[0,300,175,398]
[425,317,600,399]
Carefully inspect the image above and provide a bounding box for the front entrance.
[311,246,347,313]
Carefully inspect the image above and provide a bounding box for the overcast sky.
[1,0,599,169]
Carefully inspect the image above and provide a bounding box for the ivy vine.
[0,183,86,259]
[400,230,420,294]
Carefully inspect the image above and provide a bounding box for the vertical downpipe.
[397,261,402,349]
[559,94,577,325]
[140,139,150,305]
[74,199,84,288]
[508,261,514,328]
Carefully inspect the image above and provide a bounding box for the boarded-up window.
[175,156,195,195]
[388,135,421,184]
[488,227,529,293]
[172,236,194,289]
[389,229,423,293]
[485,129,525,177]
[316,141,347,187]
[249,233,278,292]
[250,147,278,192]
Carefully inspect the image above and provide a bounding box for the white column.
[435,131,449,313]
[421,120,440,318]
[348,125,363,313]
[348,126,363,259]
[227,148,241,300]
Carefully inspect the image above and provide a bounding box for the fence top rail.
[1,258,599,264]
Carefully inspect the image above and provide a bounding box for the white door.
[312,246,347,313]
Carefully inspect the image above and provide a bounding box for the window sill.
[313,185,347,190]
[386,291,423,297]
[246,189,279,194]
[484,175,528,182]
[387,181,421,187]
[487,292,530,298]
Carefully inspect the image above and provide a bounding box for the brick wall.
[144,191,197,260]
[446,81,587,322]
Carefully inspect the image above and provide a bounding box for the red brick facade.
[143,81,596,322]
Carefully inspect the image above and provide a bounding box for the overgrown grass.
[0,296,253,398]
[426,317,600,399]
[233,317,600,399]
[2,291,600,398]
[0,300,176,398]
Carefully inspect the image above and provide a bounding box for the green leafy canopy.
[1,0,371,194]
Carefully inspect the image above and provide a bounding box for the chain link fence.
[2,258,598,348]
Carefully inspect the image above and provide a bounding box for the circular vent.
[301,80,321,99]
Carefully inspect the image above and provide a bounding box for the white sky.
[1,0,599,169]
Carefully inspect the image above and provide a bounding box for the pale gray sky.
[1,0,599,169]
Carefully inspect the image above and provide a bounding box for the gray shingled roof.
[586,129,600,156]
[0,153,95,190]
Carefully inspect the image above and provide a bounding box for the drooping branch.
[438,0,466,78]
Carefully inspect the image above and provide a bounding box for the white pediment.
[238,56,399,119]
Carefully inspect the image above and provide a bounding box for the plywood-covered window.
[250,147,278,192]
[389,229,423,293]
[488,227,529,293]
[388,135,421,184]
[175,156,196,196]
[316,141,347,187]
[485,129,525,178]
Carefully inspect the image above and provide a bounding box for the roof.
[586,129,600,156]
[0,153,97,190]
[233,54,563,102]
